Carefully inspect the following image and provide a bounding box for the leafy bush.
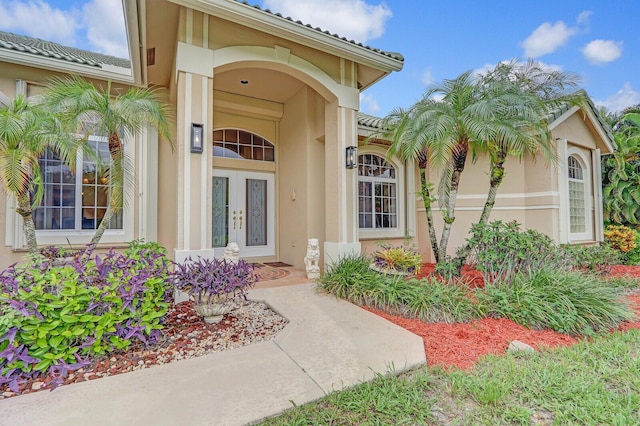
[560,243,620,271]
[605,224,636,253]
[373,243,423,274]
[621,229,640,265]
[0,241,172,391]
[477,269,635,336]
[462,221,571,284]
[172,257,256,305]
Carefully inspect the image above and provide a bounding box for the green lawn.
[260,329,640,425]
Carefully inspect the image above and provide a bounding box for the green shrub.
[622,229,640,265]
[318,256,477,323]
[462,221,571,284]
[477,269,636,336]
[560,243,621,271]
[403,277,477,323]
[318,254,383,303]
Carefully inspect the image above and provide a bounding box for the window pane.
[358,155,398,230]
[212,129,275,162]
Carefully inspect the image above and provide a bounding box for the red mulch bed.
[367,263,640,371]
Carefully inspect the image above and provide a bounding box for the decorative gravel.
[1,300,288,398]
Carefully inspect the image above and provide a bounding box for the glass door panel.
[212,171,274,257]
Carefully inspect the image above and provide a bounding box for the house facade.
[0,0,615,270]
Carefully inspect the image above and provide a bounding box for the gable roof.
[548,90,616,152]
[234,0,404,63]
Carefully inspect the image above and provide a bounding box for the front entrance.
[212,170,275,257]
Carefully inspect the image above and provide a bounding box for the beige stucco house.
[0,0,615,270]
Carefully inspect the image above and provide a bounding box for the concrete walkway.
[0,279,426,426]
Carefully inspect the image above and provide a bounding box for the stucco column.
[323,100,360,265]
[173,39,215,262]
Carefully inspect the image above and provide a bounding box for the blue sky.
[1,0,638,116]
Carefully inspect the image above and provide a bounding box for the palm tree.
[42,75,173,248]
[377,71,496,262]
[473,60,583,226]
[0,95,77,256]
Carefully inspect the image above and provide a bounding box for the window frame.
[34,134,134,246]
[566,149,593,242]
[357,146,406,240]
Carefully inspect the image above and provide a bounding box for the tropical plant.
[372,243,422,274]
[0,241,172,391]
[604,224,636,253]
[477,268,635,336]
[602,112,640,224]
[172,258,257,307]
[0,95,77,256]
[472,60,583,227]
[42,75,173,249]
[375,71,494,263]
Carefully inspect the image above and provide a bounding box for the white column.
[557,139,569,244]
[592,148,604,242]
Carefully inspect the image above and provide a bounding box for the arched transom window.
[213,129,275,161]
[568,155,586,234]
[358,154,397,229]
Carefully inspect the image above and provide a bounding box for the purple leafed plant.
[172,258,257,306]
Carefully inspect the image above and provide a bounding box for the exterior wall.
[0,61,162,271]
[413,109,608,263]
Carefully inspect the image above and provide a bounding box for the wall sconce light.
[346,146,357,169]
[191,123,204,154]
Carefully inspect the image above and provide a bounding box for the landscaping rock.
[508,340,535,352]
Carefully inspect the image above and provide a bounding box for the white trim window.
[567,151,593,241]
[358,150,406,239]
[30,135,133,246]
[34,138,123,232]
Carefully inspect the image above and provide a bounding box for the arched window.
[213,129,275,161]
[358,154,397,229]
[568,154,587,235]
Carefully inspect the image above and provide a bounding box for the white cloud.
[520,21,577,58]
[576,10,592,25]
[582,39,622,65]
[595,83,640,113]
[360,92,380,115]
[82,0,128,58]
[0,0,80,45]
[421,68,435,86]
[261,0,392,43]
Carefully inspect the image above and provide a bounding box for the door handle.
[233,210,237,229]
[239,210,243,230]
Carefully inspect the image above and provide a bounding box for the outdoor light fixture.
[346,146,357,169]
[191,123,203,153]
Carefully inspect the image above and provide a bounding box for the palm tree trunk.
[89,207,114,246]
[478,150,507,226]
[419,167,440,263]
[438,144,468,261]
[454,150,507,269]
[16,194,39,257]
[86,131,121,252]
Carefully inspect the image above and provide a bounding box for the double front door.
[212,170,275,257]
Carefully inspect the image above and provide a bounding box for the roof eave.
[169,0,404,73]
[123,0,145,86]
[549,104,616,154]
[0,49,135,85]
